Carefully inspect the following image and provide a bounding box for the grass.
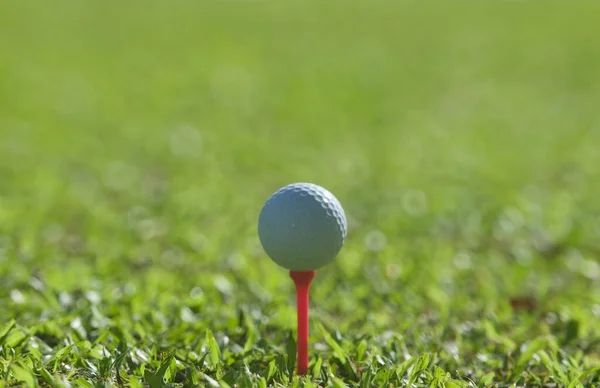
[1,1,600,386]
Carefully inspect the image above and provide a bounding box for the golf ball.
[258,182,347,271]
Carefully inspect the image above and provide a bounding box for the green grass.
[1,1,600,387]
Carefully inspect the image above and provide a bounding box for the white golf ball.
[258,182,347,271]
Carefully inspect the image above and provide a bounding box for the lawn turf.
[1,1,600,387]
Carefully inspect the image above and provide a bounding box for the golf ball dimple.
[258,183,347,271]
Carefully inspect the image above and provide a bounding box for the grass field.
[2,1,600,387]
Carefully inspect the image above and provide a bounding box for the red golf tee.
[289,270,316,375]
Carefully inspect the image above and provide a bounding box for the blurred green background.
[1,1,599,386]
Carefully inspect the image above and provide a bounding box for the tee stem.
[289,270,316,376]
